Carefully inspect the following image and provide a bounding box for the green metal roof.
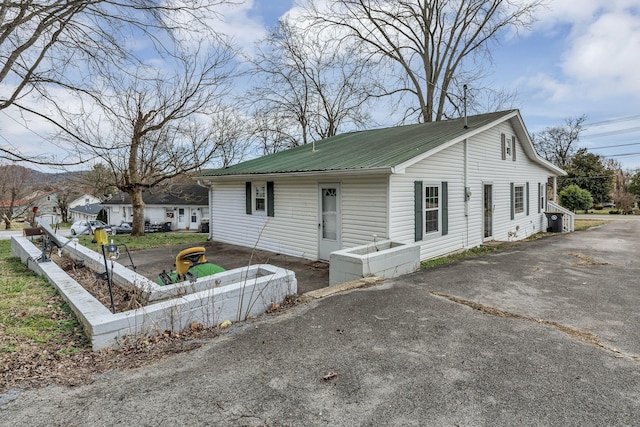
[198,110,516,177]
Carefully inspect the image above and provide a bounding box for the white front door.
[177,208,186,229]
[190,208,198,230]
[318,184,341,260]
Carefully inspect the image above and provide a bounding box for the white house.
[102,184,209,231]
[196,110,568,262]
[69,194,102,209]
[69,203,104,222]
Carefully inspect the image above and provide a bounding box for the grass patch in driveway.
[574,219,607,231]
[420,244,505,269]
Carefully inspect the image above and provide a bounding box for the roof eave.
[510,114,567,176]
[197,166,395,182]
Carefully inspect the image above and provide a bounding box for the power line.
[586,115,640,127]
[588,141,640,150]
[603,152,640,158]
[583,126,640,138]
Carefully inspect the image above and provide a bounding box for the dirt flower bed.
[53,253,149,313]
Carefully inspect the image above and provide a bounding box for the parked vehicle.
[110,222,133,234]
[70,220,115,236]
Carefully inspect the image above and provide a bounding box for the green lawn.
[0,240,85,354]
[73,232,209,250]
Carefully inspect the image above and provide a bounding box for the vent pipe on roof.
[463,84,468,129]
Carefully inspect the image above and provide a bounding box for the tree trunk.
[129,187,146,236]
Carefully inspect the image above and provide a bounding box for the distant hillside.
[32,169,88,184]
[0,165,88,186]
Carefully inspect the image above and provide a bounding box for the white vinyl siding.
[209,175,388,261]
[211,179,318,259]
[390,121,554,261]
[390,143,466,260]
[467,122,548,242]
[341,176,388,248]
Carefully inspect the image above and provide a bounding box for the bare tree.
[531,115,586,168]
[78,164,119,199]
[302,0,543,123]
[249,110,299,155]
[0,0,230,163]
[51,181,83,223]
[0,164,34,229]
[247,20,373,150]
[57,44,237,236]
[208,106,253,168]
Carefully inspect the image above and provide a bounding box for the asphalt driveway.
[2,220,640,426]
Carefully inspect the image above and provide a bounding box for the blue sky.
[246,0,640,170]
[3,0,640,172]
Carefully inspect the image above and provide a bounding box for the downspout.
[208,184,214,241]
[553,176,558,202]
[464,138,469,248]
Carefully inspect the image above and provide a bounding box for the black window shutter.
[510,182,515,220]
[414,181,423,241]
[441,181,448,236]
[501,133,506,160]
[245,182,252,215]
[526,182,530,215]
[267,181,274,217]
[511,136,516,161]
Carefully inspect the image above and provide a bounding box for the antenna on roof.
[463,84,468,129]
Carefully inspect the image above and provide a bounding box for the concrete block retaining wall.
[12,236,297,350]
[329,240,420,286]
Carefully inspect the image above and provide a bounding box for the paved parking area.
[2,220,640,426]
[130,239,330,294]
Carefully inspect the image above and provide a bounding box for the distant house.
[69,194,102,209]
[0,190,60,223]
[102,184,209,231]
[196,110,567,262]
[69,203,104,222]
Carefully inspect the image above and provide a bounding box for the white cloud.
[561,11,640,96]
[213,0,269,51]
[519,1,640,103]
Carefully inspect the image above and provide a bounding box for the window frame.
[514,184,525,214]
[253,182,267,215]
[424,183,440,235]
